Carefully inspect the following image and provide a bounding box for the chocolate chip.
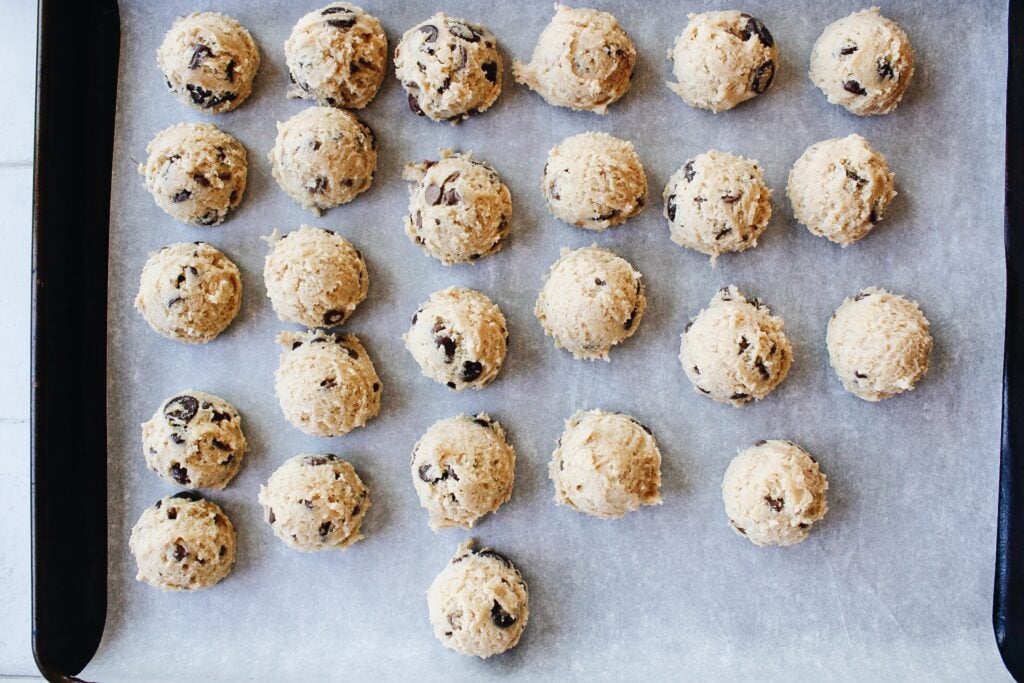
[219,545,227,556]
[424,184,442,205]
[309,176,328,194]
[165,395,199,425]
[877,58,895,80]
[171,189,191,203]
[730,393,749,401]
[372,382,380,392]
[843,80,867,95]
[167,296,184,308]
[418,24,438,42]
[755,358,770,380]
[225,60,235,83]
[595,278,606,286]
[593,209,619,222]
[166,507,178,520]
[170,463,191,485]
[292,341,303,350]
[172,543,187,561]
[154,500,162,509]
[188,44,213,70]
[302,455,339,467]
[718,287,733,301]
[764,495,784,512]
[172,491,201,502]
[196,210,220,226]
[319,521,332,538]
[418,463,434,483]
[461,360,483,382]
[491,601,516,628]
[685,321,694,333]
[448,21,480,42]
[698,387,711,395]
[266,508,277,524]
[435,335,457,362]
[320,378,337,389]
[351,505,361,516]
[482,61,498,83]
[633,420,653,435]
[870,204,882,224]
[744,15,774,47]
[443,187,461,205]
[327,16,356,28]
[344,346,359,359]
[623,307,637,330]
[477,549,512,568]
[408,93,425,116]
[715,227,731,239]
[666,194,677,222]
[684,160,695,182]
[846,168,866,186]
[323,309,344,326]
[755,439,767,446]
[322,6,353,15]
[854,291,870,302]
[446,381,456,389]
[212,438,231,451]
[840,45,858,56]
[301,499,315,510]
[854,371,868,379]
[738,337,749,354]
[473,415,492,428]
[752,60,775,94]
[692,366,700,375]
[735,525,747,535]
[721,193,741,204]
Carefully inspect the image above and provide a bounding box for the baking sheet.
[87,0,1009,679]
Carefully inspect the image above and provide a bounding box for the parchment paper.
[87,1,1009,679]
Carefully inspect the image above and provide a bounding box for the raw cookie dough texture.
[263,226,368,328]
[680,286,792,406]
[129,491,236,591]
[285,3,388,109]
[404,288,508,391]
[427,540,529,658]
[135,242,242,344]
[664,150,772,262]
[142,390,247,490]
[411,413,515,531]
[258,454,370,552]
[269,106,377,216]
[535,245,645,361]
[722,440,829,547]
[274,330,382,436]
[826,287,932,401]
[550,410,662,519]
[513,5,636,114]
[403,150,512,265]
[787,134,896,246]
[542,132,647,231]
[394,13,502,122]
[157,12,260,113]
[667,11,778,113]
[139,123,247,227]
[809,7,914,117]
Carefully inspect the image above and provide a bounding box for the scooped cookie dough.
[542,132,647,231]
[157,12,260,113]
[135,242,242,344]
[427,540,529,658]
[268,106,377,216]
[263,226,368,328]
[680,286,792,406]
[394,13,502,122]
[513,5,636,114]
[285,3,388,109]
[664,150,772,262]
[827,287,932,401]
[722,439,829,547]
[139,123,247,227]
[129,491,236,591]
[258,454,370,552]
[550,410,662,519]
[809,7,914,116]
[411,413,515,531]
[142,391,246,490]
[535,245,645,361]
[403,150,512,265]
[667,11,778,113]
[404,288,508,391]
[787,134,897,246]
[274,330,382,436]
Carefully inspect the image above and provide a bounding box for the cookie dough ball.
[542,132,647,231]
[258,454,370,552]
[535,245,645,361]
[135,242,242,344]
[427,540,529,658]
[827,287,932,401]
[139,123,247,227]
[404,288,508,391]
[722,440,829,547]
[664,151,772,262]
[403,151,512,265]
[129,491,236,591]
[274,330,382,436]
[513,5,635,114]
[157,12,260,113]
[263,226,368,328]
[680,286,792,406]
[550,410,662,519]
[142,391,247,490]
[412,413,515,531]
[285,4,388,109]
[667,11,778,113]
[787,134,896,246]
[268,106,377,216]
[394,13,502,122]
[809,8,914,116]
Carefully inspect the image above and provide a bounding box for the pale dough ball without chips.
[285,3,388,109]
[263,226,368,328]
[809,7,914,117]
[139,123,247,227]
[535,245,646,361]
[550,410,662,519]
[157,12,260,113]
[274,330,382,436]
[135,242,242,344]
[513,4,636,114]
[680,286,792,406]
[129,491,236,591]
[722,440,829,547]
[427,540,529,658]
[394,13,502,122]
[826,287,932,401]
[411,413,515,531]
[258,454,370,552]
[667,11,778,113]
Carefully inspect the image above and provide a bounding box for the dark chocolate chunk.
[839,45,858,56]
[424,184,442,205]
[446,381,456,389]
[764,495,784,512]
[730,392,749,401]
[268,509,276,524]
[167,296,184,308]
[319,521,332,538]
[171,189,192,203]
[846,168,866,186]
[323,309,345,326]
[309,176,329,194]
[684,160,696,182]
[171,490,201,502]
[744,15,774,47]
[877,57,895,80]
[326,16,356,29]
[461,360,483,382]
[443,187,461,205]
[477,548,512,568]
[195,210,219,226]
[854,291,870,302]
[595,278,606,286]
[491,601,516,628]
[721,193,741,204]
[418,463,434,483]
[302,455,339,467]
[755,358,770,380]
[843,79,867,95]
[435,335,457,362]
[211,438,231,451]
[755,439,767,446]
[320,378,337,389]
[408,92,426,116]
[482,61,498,83]
[854,371,868,379]
[188,44,213,70]
[170,463,191,485]
[448,21,480,42]
[666,194,677,222]
[372,382,380,392]
[715,227,731,239]
[165,395,199,424]
[418,24,438,43]
[225,59,235,83]
[173,543,187,561]
[738,336,749,354]
[751,60,775,94]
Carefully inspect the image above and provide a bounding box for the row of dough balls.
[159,5,913,119]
